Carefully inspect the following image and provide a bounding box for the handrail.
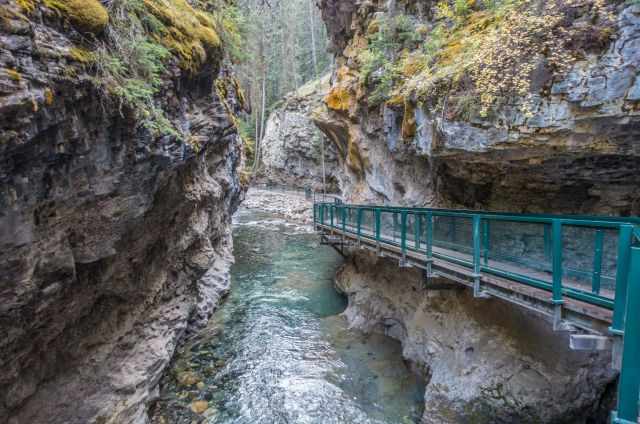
[314,201,640,424]
[315,202,639,310]
[314,202,640,225]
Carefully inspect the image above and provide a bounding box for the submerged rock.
[189,400,209,415]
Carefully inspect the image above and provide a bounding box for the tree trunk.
[309,0,318,78]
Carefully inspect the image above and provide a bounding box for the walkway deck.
[314,202,640,424]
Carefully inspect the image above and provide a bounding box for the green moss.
[16,0,36,13]
[43,0,109,34]
[142,0,221,72]
[69,46,95,63]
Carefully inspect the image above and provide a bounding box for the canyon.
[1,0,639,423]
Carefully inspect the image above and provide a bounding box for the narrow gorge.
[1,0,639,423]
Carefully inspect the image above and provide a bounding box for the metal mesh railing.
[313,202,640,424]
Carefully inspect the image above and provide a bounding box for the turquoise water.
[153,209,425,424]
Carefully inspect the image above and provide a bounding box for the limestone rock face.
[315,1,640,214]
[0,2,244,423]
[336,252,617,424]
[258,75,341,192]
[308,2,636,422]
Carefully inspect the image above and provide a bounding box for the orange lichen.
[325,86,353,112]
[401,100,416,140]
[44,88,54,106]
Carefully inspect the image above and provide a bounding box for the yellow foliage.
[43,0,109,34]
[6,68,21,82]
[325,86,352,112]
[335,65,354,83]
[142,0,221,72]
[400,52,427,77]
[386,94,405,107]
[231,77,247,110]
[44,88,54,106]
[239,170,252,188]
[16,0,36,13]
[69,46,95,63]
[367,19,380,35]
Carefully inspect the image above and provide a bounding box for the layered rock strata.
[0,1,246,422]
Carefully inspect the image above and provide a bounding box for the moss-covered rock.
[43,0,109,34]
[142,0,221,72]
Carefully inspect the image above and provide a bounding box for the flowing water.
[153,209,425,424]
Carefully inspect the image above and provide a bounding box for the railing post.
[544,223,552,262]
[611,246,640,424]
[393,212,399,242]
[426,212,433,278]
[473,215,483,297]
[482,219,490,266]
[592,229,604,295]
[415,213,421,249]
[375,209,382,256]
[611,225,633,334]
[552,219,564,330]
[400,211,408,266]
[330,205,334,229]
[357,208,363,246]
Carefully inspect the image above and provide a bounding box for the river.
[152,209,425,424]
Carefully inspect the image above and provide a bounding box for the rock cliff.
[258,74,341,192]
[309,1,638,422]
[316,0,640,213]
[0,1,246,422]
[336,253,616,424]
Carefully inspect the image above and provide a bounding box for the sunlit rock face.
[0,2,244,423]
[316,0,640,214]
[258,75,342,192]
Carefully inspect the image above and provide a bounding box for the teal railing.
[313,202,640,424]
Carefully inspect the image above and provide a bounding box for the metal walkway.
[314,202,640,424]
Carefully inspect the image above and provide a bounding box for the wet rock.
[336,252,616,424]
[190,400,209,415]
[177,372,201,388]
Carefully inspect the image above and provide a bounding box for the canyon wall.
[258,74,342,192]
[316,0,640,213]
[336,253,616,424]
[309,1,640,422]
[0,1,246,422]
